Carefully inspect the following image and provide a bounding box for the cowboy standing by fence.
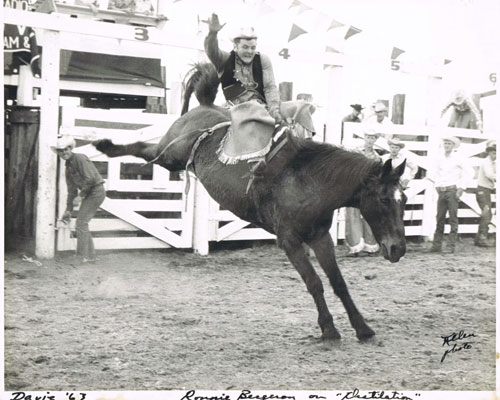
[52,136,105,263]
[203,13,283,124]
[474,140,496,247]
[427,136,470,254]
[381,137,419,189]
[344,127,381,257]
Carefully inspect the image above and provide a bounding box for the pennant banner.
[288,24,308,42]
[391,47,405,60]
[444,59,452,65]
[344,26,362,40]
[327,18,344,31]
[257,2,275,16]
[297,3,312,13]
[325,46,341,54]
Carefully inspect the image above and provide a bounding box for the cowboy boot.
[476,234,494,247]
[447,232,458,253]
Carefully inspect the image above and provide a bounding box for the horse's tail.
[181,62,219,115]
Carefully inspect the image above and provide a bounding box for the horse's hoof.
[93,139,113,152]
[321,328,341,341]
[356,329,376,342]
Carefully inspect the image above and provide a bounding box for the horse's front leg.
[93,139,160,162]
[278,235,341,341]
[309,233,375,341]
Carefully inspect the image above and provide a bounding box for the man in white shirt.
[427,136,469,253]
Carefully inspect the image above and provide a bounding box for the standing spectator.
[441,90,483,131]
[475,140,496,247]
[341,104,364,142]
[365,101,393,141]
[427,136,469,253]
[51,136,105,263]
[381,137,419,189]
[344,128,381,257]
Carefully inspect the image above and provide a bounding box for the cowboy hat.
[50,136,75,153]
[350,104,364,112]
[363,126,381,138]
[451,90,466,105]
[485,139,496,152]
[442,135,460,149]
[374,102,387,112]
[231,26,257,41]
[388,137,405,148]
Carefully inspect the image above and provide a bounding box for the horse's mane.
[181,63,219,115]
[291,139,382,186]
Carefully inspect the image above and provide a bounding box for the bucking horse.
[94,62,407,341]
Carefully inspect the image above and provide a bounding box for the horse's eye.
[381,198,390,205]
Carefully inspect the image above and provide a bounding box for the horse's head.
[359,159,407,262]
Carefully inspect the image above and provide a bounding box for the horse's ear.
[393,159,406,179]
[381,159,393,180]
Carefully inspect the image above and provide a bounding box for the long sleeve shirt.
[204,32,280,115]
[65,153,104,211]
[477,156,496,190]
[441,98,482,130]
[427,151,469,190]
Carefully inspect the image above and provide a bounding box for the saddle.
[217,100,316,165]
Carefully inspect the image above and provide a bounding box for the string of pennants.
[258,0,454,71]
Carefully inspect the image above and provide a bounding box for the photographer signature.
[440,330,476,362]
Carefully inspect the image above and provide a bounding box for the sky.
[160,0,498,129]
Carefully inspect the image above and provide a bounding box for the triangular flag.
[323,64,334,70]
[325,46,341,54]
[391,47,405,60]
[288,0,302,9]
[288,24,308,42]
[327,18,344,31]
[257,2,275,16]
[297,3,312,13]
[344,26,361,40]
[444,59,452,65]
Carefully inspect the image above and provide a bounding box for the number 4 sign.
[279,48,290,59]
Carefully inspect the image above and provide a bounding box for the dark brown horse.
[94,62,407,341]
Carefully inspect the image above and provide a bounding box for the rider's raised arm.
[260,53,280,116]
[204,32,230,73]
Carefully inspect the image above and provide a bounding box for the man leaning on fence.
[427,136,469,254]
[475,140,496,247]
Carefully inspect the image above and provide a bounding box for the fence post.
[192,177,210,255]
[421,127,440,240]
[35,30,60,259]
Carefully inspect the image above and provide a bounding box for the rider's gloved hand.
[206,13,226,33]
[270,109,283,125]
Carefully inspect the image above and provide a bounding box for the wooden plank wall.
[5,108,40,245]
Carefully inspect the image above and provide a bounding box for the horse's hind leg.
[93,139,159,162]
[279,235,341,341]
[309,233,375,341]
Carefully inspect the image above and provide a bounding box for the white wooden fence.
[56,107,495,256]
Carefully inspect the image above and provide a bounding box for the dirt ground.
[3,237,496,391]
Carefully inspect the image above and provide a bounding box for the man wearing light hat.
[51,136,105,263]
[204,13,282,123]
[381,137,418,189]
[441,90,483,131]
[344,127,382,257]
[474,140,496,247]
[427,135,469,253]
